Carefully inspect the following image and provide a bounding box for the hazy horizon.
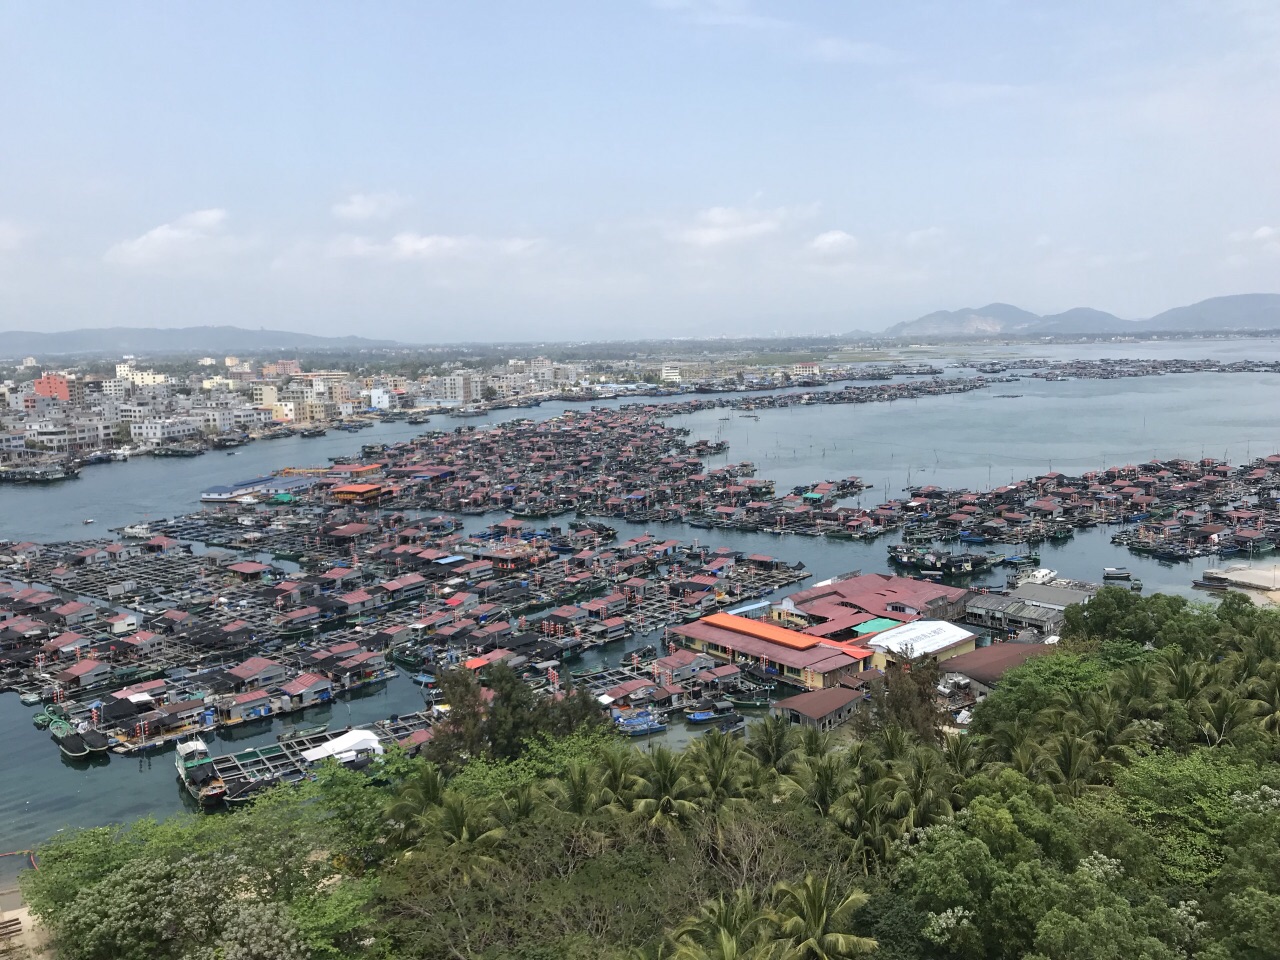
[1,2,1277,339]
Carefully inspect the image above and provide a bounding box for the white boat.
[82,518,95,525]
[122,523,152,538]
[1103,567,1132,580]
[175,739,226,805]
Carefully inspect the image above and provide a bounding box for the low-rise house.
[772,687,861,731]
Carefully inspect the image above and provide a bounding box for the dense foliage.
[23,589,1280,959]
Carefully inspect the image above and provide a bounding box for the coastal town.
[6,386,1280,817]
[9,343,1280,483]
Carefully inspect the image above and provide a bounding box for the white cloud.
[806,37,901,65]
[1228,224,1280,257]
[331,192,409,222]
[0,220,24,253]
[104,209,230,266]
[670,206,792,246]
[808,229,858,254]
[328,232,539,260]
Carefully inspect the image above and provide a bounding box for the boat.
[82,518,95,525]
[724,692,772,708]
[81,728,111,752]
[19,692,43,706]
[410,672,437,687]
[618,718,667,736]
[175,739,227,805]
[300,427,327,438]
[1103,567,1132,580]
[687,706,743,726]
[32,712,52,729]
[50,722,90,759]
[704,718,747,738]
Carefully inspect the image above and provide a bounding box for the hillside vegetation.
[22,588,1280,960]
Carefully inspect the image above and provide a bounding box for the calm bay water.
[4,339,1280,855]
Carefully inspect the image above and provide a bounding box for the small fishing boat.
[51,721,90,759]
[618,718,667,736]
[724,692,771,708]
[81,728,111,752]
[82,518,95,525]
[1103,567,1132,580]
[19,692,42,706]
[175,739,227,805]
[410,672,437,687]
[32,712,52,729]
[703,718,747,738]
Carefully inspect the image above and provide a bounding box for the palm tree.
[940,732,988,781]
[1039,733,1114,799]
[1198,689,1258,746]
[1163,647,1215,703]
[690,730,756,809]
[1248,673,1280,734]
[670,887,775,960]
[749,715,800,775]
[891,747,958,832]
[798,726,836,761]
[598,744,643,812]
[631,745,704,835]
[382,761,447,848]
[787,752,851,817]
[832,778,899,875]
[431,792,507,885]
[498,781,545,825]
[550,759,609,816]
[766,872,877,959]
[1108,660,1167,720]
[873,725,915,767]
[1060,691,1143,764]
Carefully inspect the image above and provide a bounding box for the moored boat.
[175,739,227,805]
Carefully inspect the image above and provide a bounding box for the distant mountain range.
[0,325,398,357]
[881,293,1280,339]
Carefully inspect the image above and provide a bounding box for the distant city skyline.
[1,1,1277,340]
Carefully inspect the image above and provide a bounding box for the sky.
[0,1,1278,341]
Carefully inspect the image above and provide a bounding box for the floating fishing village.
[6,394,1280,817]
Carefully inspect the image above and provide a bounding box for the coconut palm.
[1248,674,1280,734]
[786,752,851,817]
[631,745,704,835]
[1108,660,1167,720]
[1038,733,1114,799]
[832,778,899,875]
[798,726,836,761]
[431,792,507,885]
[748,715,801,775]
[766,872,877,959]
[670,887,775,960]
[1198,689,1258,746]
[873,725,916,767]
[498,781,545,825]
[690,729,756,809]
[1062,691,1144,764]
[382,761,447,848]
[1004,738,1046,781]
[891,746,958,832]
[940,732,988,781]
[550,759,609,817]
[598,744,643,811]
